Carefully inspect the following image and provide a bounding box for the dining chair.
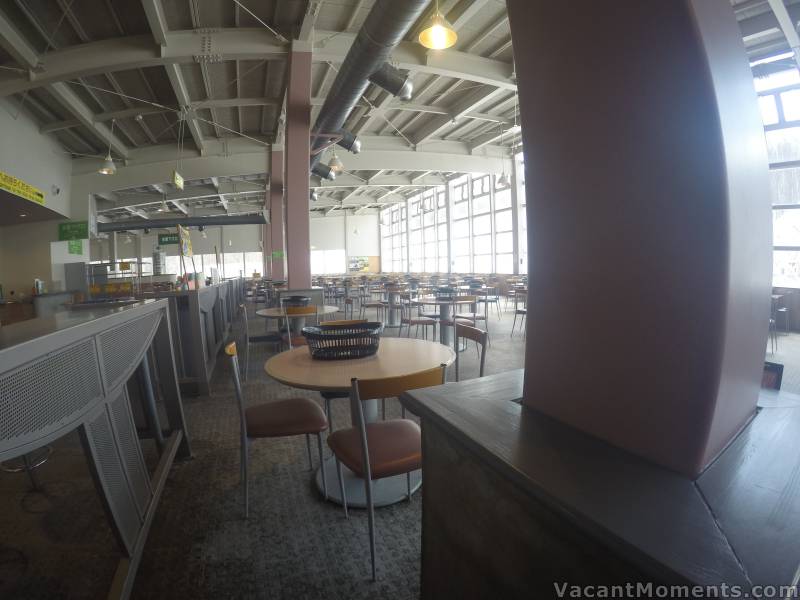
[281,305,319,349]
[511,288,527,337]
[454,323,488,382]
[398,297,437,340]
[225,341,328,518]
[328,365,447,581]
[454,294,489,336]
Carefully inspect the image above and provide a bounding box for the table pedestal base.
[315,456,421,508]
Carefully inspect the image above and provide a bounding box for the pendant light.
[419,0,457,50]
[98,119,117,175]
[497,122,510,187]
[327,149,344,174]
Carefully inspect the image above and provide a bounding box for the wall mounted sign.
[271,250,285,259]
[158,233,179,245]
[58,221,89,241]
[0,170,44,205]
[67,239,82,255]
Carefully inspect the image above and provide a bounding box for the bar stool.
[1,446,53,491]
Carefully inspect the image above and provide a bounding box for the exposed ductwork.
[97,213,267,233]
[309,0,428,168]
[368,63,413,101]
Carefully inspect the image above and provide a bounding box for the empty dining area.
[3,0,800,599]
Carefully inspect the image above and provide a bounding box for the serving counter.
[0,299,191,599]
[152,278,243,395]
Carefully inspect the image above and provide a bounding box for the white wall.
[347,214,380,256]
[310,216,345,251]
[0,99,72,218]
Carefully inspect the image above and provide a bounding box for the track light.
[310,189,319,202]
[418,1,457,50]
[336,130,361,154]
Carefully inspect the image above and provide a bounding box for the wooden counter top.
[402,370,800,587]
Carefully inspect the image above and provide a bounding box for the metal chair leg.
[336,458,348,518]
[316,433,327,500]
[365,477,377,581]
[305,434,313,470]
[242,438,250,519]
[381,398,386,420]
[325,397,333,432]
[406,472,411,501]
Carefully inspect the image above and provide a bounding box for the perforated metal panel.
[0,339,101,451]
[109,388,152,516]
[98,313,161,392]
[86,408,141,554]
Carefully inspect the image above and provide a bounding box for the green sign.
[271,250,285,259]
[158,233,179,245]
[67,239,83,255]
[58,221,88,241]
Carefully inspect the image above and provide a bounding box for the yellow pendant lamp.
[418,1,457,50]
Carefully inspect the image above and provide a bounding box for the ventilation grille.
[98,313,160,391]
[87,408,141,553]
[109,389,152,516]
[0,339,101,443]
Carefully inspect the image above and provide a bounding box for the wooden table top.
[264,337,455,392]
[255,305,339,318]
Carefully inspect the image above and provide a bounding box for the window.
[244,252,263,276]
[759,95,779,126]
[224,252,245,278]
[311,249,346,274]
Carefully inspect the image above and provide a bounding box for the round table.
[265,337,455,508]
[416,296,478,346]
[255,305,339,334]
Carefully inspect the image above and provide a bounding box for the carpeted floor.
[0,299,527,600]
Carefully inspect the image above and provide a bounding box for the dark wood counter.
[402,371,800,597]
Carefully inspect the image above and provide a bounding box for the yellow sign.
[0,170,44,205]
[177,224,193,257]
[173,170,184,190]
[119,261,131,271]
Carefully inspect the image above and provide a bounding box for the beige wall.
[0,221,64,297]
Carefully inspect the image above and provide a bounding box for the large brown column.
[268,147,285,280]
[284,41,312,289]
[509,0,772,477]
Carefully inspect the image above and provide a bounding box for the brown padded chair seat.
[245,398,327,438]
[327,419,421,480]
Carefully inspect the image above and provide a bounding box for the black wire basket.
[301,322,384,360]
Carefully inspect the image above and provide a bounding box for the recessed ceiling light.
[19,213,27,217]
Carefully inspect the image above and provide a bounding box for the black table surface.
[402,370,800,587]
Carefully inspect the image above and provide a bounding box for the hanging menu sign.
[58,221,89,241]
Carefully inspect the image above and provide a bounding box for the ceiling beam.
[142,0,206,154]
[126,206,148,219]
[0,7,38,68]
[411,86,503,146]
[297,0,322,41]
[448,0,492,30]
[468,124,520,152]
[0,30,515,97]
[170,200,189,215]
[765,0,800,71]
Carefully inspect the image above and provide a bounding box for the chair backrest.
[351,365,446,403]
[224,342,248,436]
[762,361,784,390]
[454,323,488,381]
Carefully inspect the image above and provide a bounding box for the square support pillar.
[269,148,285,280]
[284,41,312,289]
[510,0,772,477]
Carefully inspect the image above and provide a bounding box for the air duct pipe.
[368,63,413,101]
[97,213,267,233]
[309,0,428,168]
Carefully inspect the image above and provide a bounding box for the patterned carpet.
[0,300,526,599]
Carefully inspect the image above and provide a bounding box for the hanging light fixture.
[497,122,510,187]
[418,0,457,50]
[98,119,117,175]
[327,149,344,174]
